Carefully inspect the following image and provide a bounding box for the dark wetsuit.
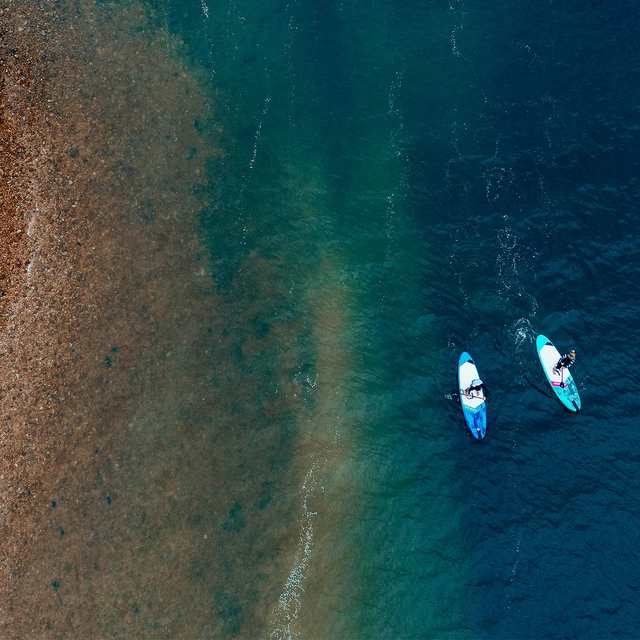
[466,384,487,398]
[556,354,575,370]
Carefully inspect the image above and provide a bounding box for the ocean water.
[159,0,640,637]
[9,0,640,637]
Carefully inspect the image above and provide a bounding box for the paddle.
[558,353,575,387]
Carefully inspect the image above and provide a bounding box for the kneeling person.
[465,378,487,401]
[553,349,576,375]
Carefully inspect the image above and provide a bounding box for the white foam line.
[384,69,409,253]
[448,0,466,58]
[25,205,43,284]
[269,465,319,640]
[26,207,38,237]
[248,97,271,172]
[234,96,272,249]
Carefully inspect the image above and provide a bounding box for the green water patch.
[284,1,474,636]
[149,0,473,636]
[143,0,640,638]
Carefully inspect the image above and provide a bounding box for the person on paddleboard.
[553,349,576,375]
[464,378,487,401]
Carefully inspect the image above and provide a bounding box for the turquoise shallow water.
[164,0,468,635]
[42,0,640,636]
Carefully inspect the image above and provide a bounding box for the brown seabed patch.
[0,1,298,638]
[0,0,315,637]
[0,27,42,330]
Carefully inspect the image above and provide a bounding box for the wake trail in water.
[495,213,538,317]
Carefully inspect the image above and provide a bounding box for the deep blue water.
[138,0,640,636]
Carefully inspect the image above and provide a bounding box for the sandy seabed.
[0,0,328,635]
[0,1,265,637]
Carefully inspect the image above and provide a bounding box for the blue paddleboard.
[536,335,581,412]
[458,352,487,439]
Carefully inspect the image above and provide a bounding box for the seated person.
[464,378,487,401]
